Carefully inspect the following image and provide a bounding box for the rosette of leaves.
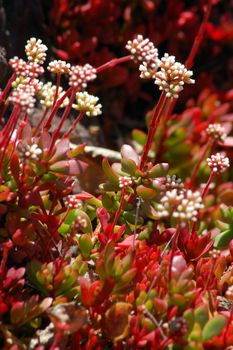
[100,144,169,227]
[27,256,88,298]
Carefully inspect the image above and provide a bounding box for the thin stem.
[111,188,125,234]
[48,89,76,153]
[43,86,73,131]
[185,0,212,69]
[153,99,176,163]
[189,139,213,189]
[0,73,16,106]
[62,111,85,139]
[168,225,181,283]
[96,55,131,73]
[132,197,141,251]
[201,171,216,199]
[53,74,61,108]
[33,107,49,136]
[139,92,168,170]
[223,306,233,348]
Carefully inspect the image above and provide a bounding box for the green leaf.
[203,315,226,342]
[194,305,209,327]
[102,158,119,182]
[79,234,93,259]
[214,229,233,248]
[136,185,156,200]
[147,163,169,178]
[132,129,147,146]
[121,158,137,176]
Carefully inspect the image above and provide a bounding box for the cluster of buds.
[119,176,133,189]
[9,57,44,78]
[17,141,42,163]
[25,38,48,64]
[9,85,36,114]
[225,285,233,301]
[12,77,43,95]
[73,91,102,117]
[206,123,226,143]
[126,35,159,79]
[48,60,71,75]
[157,189,203,222]
[69,64,97,90]
[209,249,221,259]
[161,175,184,192]
[206,153,230,174]
[38,82,69,109]
[9,57,27,77]
[63,195,82,209]
[154,53,194,99]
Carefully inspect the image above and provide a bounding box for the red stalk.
[33,107,49,136]
[96,55,131,73]
[189,139,213,189]
[48,89,76,153]
[185,1,212,69]
[139,92,168,170]
[168,226,180,283]
[201,171,216,199]
[0,73,16,106]
[52,73,61,108]
[62,111,85,139]
[43,86,73,131]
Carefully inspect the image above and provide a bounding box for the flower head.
[126,34,159,79]
[154,53,194,99]
[17,141,42,163]
[119,176,133,189]
[25,38,48,64]
[206,153,230,174]
[9,86,36,114]
[206,123,226,143]
[69,64,96,90]
[38,82,69,108]
[48,60,71,75]
[64,195,82,209]
[157,189,203,222]
[73,91,102,117]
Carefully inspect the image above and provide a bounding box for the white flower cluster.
[17,142,42,163]
[161,175,184,191]
[206,153,230,174]
[48,60,71,75]
[126,34,159,79]
[157,189,203,222]
[73,91,102,117]
[119,176,133,189]
[206,123,226,143]
[25,38,48,64]
[9,85,36,114]
[64,195,82,209]
[69,64,97,90]
[38,82,69,108]
[154,53,194,99]
[9,58,44,82]
[209,249,221,259]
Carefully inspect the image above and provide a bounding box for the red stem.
[43,86,73,131]
[189,139,213,189]
[33,107,49,136]
[96,55,131,73]
[139,92,167,170]
[48,89,76,153]
[185,0,212,69]
[53,74,61,108]
[201,171,216,199]
[0,73,16,105]
[223,306,233,348]
[62,111,85,139]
